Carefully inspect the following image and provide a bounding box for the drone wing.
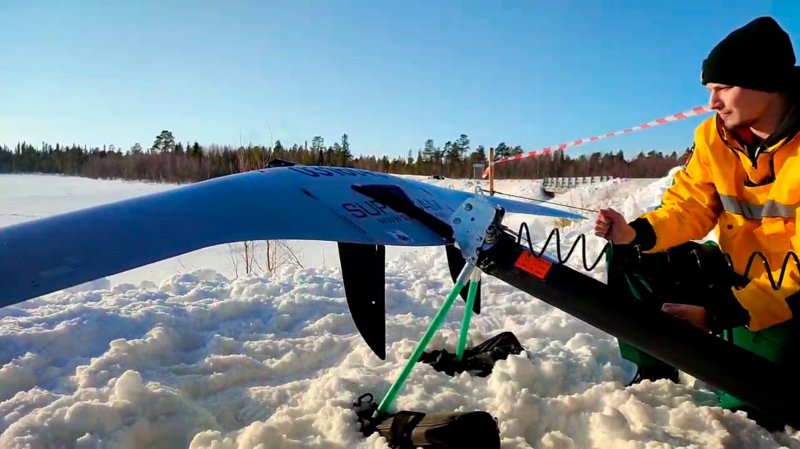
[0,169,451,306]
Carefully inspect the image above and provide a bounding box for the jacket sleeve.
[635,135,723,253]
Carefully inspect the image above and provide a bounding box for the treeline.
[489,148,690,179]
[0,130,690,183]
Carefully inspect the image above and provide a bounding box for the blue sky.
[2,1,798,160]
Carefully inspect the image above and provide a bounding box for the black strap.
[351,184,454,241]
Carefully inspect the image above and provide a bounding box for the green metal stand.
[374,262,476,417]
[456,268,481,361]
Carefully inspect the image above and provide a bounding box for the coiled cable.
[511,223,800,291]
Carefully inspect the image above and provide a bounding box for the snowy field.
[1,172,798,448]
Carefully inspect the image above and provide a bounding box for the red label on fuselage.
[514,251,552,279]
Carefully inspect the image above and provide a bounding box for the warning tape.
[482,105,712,178]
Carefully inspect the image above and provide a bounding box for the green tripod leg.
[374,262,476,417]
[456,268,481,361]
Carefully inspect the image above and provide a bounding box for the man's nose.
[709,92,723,110]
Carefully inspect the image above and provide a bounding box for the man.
[594,16,799,431]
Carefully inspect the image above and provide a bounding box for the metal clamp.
[449,196,504,264]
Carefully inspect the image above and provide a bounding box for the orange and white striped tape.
[482,105,712,178]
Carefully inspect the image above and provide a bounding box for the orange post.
[488,147,495,196]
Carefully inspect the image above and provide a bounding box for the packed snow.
[1,171,798,449]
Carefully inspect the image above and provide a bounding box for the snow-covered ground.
[0,171,797,448]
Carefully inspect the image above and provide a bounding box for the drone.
[2,163,798,429]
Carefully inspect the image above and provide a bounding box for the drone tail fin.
[338,242,386,360]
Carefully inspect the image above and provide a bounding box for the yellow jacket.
[638,111,800,331]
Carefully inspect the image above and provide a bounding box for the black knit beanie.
[702,16,797,92]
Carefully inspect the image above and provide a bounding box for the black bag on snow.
[374,409,500,449]
[418,331,525,377]
[354,393,501,449]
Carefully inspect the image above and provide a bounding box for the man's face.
[706,83,774,130]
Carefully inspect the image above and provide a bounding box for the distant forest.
[0,130,690,183]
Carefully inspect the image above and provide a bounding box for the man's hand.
[594,208,637,244]
[662,303,710,331]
